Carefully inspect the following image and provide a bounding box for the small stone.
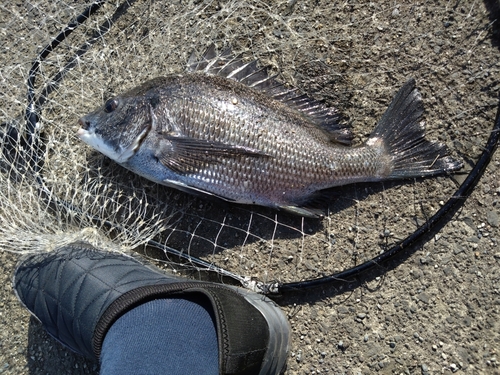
[467,236,480,244]
[357,313,366,319]
[337,340,349,350]
[450,363,458,372]
[432,344,438,351]
[443,266,453,276]
[418,292,430,304]
[487,211,499,227]
[337,306,349,314]
[454,244,465,254]
[421,363,429,374]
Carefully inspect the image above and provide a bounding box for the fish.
[77,45,462,218]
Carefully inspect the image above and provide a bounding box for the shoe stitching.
[205,288,230,363]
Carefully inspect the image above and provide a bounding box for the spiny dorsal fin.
[187,44,353,145]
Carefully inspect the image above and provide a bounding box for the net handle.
[26,1,106,152]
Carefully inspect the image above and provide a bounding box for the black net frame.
[13,0,500,296]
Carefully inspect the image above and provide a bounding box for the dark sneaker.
[13,242,290,375]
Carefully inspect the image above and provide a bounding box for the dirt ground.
[1,0,500,374]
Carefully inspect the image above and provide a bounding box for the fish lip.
[78,117,89,130]
[77,117,91,138]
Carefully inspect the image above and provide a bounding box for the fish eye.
[104,98,119,113]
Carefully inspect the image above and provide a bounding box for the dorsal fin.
[187,45,353,145]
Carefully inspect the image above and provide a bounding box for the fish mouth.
[76,118,91,141]
[76,123,127,163]
[78,117,90,130]
[76,120,152,164]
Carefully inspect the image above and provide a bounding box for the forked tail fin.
[369,79,462,179]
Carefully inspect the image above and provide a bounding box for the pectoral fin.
[156,135,270,174]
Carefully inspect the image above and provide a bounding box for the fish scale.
[170,79,376,195]
[77,47,462,218]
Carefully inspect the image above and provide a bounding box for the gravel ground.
[1,1,499,374]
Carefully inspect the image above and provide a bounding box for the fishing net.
[2,1,500,374]
[1,0,499,291]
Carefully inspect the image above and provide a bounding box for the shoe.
[13,241,290,375]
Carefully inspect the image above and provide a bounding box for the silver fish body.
[78,47,462,217]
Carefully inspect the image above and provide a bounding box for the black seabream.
[77,46,462,218]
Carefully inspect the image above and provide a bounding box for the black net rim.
[21,0,500,296]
